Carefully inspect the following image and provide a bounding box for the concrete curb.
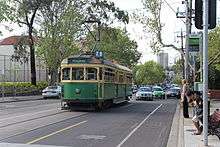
[178,105,184,147]
[0,95,43,103]
[167,103,184,147]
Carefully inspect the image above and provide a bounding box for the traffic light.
[195,0,216,29]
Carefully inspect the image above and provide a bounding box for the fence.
[0,55,47,82]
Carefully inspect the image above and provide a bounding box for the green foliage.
[173,74,182,85]
[133,61,165,85]
[85,27,141,67]
[0,81,48,95]
[208,26,220,65]
[81,0,129,24]
[207,25,220,89]
[172,59,183,74]
[37,1,82,69]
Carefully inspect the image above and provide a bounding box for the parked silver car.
[42,85,62,99]
[136,87,153,101]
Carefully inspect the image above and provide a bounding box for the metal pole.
[189,0,192,34]
[203,0,209,145]
[2,55,6,100]
[181,29,185,79]
[185,0,189,80]
[199,33,203,83]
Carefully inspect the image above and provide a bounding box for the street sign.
[189,35,200,52]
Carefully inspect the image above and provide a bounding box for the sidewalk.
[184,100,220,147]
[167,100,220,147]
[0,95,43,103]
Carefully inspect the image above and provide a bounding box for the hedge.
[0,82,48,97]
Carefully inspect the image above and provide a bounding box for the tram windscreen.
[62,68,70,80]
[72,68,84,80]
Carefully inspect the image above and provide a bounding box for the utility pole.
[185,0,189,80]
[189,0,192,34]
[203,0,209,145]
[180,29,185,79]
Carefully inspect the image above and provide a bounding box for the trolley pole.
[203,0,209,145]
[185,0,189,80]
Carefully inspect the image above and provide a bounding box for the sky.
[109,0,185,65]
[1,0,218,66]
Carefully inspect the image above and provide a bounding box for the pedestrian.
[186,90,203,135]
[181,79,189,118]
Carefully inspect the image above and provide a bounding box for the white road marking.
[26,120,87,144]
[78,135,106,140]
[116,104,163,147]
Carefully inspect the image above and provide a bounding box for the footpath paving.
[167,100,220,147]
[0,95,43,103]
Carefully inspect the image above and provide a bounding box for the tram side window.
[119,74,124,83]
[62,68,70,80]
[104,68,115,82]
[86,68,97,80]
[99,68,103,80]
[72,68,84,80]
[126,75,132,83]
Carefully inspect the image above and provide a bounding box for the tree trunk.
[29,27,36,85]
[49,68,59,86]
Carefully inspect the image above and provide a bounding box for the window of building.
[72,68,84,80]
[86,68,97,80]
[62,68,70,80]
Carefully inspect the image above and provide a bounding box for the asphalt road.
[0,97,177,147]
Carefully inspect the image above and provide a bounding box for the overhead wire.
[163,0,186,24]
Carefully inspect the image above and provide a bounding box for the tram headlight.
[75,88,81,94]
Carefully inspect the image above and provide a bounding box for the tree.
[85,27,141,67]
[36,0,130,85]
[134,61,165,85]
[207,26,220,89]
[133,0,190,77]
[1,0,52,85]
[36,0,82,85]
[208,26,220,66]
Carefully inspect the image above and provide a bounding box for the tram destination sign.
[68,58,91,64]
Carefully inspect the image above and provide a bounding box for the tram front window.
[72,68,84,80]
[86,68,97,80]
[62,68,70,80]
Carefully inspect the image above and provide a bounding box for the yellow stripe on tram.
[26,120,87,144]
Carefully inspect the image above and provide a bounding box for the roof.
[62,53,132,72]
[0,36,37,46]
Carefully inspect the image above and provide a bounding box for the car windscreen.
[139,87,151,92]
[153,88,163,91]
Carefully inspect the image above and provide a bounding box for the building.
[157,52,168,69]
[0,36,47,82]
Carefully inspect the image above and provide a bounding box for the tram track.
[0,109,67,129]
[0,101,60,118]
[0,112,88,142]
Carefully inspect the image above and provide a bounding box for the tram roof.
[62,54,132,72]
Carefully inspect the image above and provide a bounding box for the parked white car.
[42,85,62,99]
[136,87,153,101]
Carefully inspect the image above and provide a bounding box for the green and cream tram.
[60,53,132,110]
